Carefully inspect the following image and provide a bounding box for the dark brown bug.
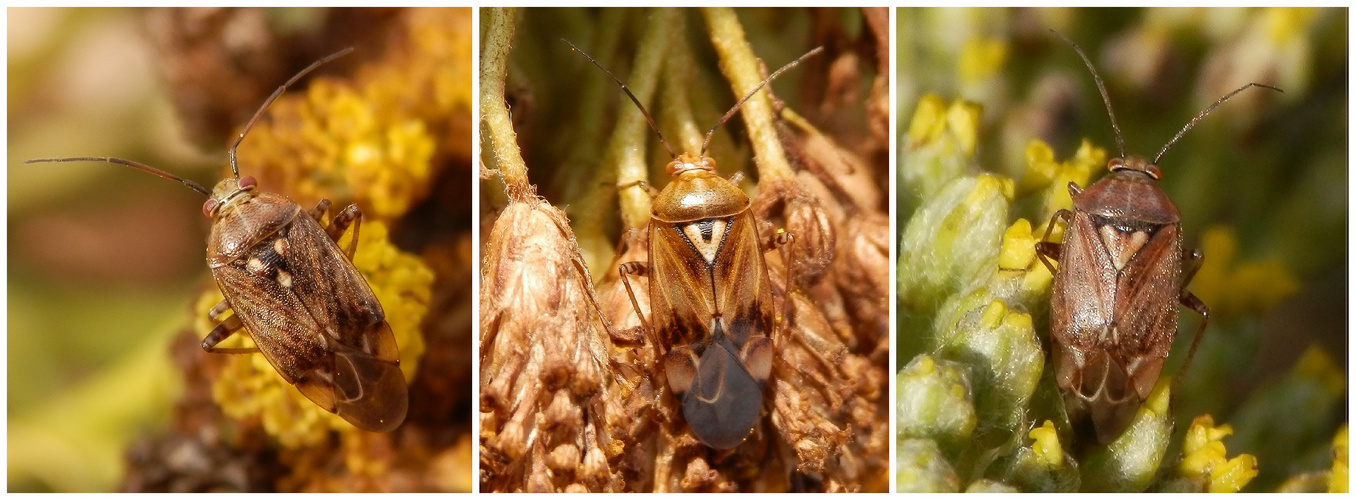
[27,48,408,433]
[566,39,821,449]
[1036,33,1281,444]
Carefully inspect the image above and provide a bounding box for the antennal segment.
[26,156,211,196]
[1154,82,1282,164]
[1052,29,1126,159]
[700,46,824,157]
[563,38,677,160]
[229,47,355,178]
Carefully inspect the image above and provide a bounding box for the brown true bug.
[565,39,822,449]
[27,48,409,433]
[1036,32,1281,444]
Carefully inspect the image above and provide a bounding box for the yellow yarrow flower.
[1330,425,1349,493]
[907,94,982,158]
[1191,226,1300,320]
[1179,415,1259,492]
[1028,420,1063,468]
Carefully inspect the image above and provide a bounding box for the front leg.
[767,229,796,316]
[320,202,364,260]
[619,260,652,332]
[1174,248,1210,391]
[201,315,258,354]
[208,299,232,322]
[1035,209,1073,275]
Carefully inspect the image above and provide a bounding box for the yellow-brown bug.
[27,48,408,433]
[1036,33,1281,444]
[566,39,822,449]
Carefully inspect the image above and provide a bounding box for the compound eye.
[1145,165,1162,179]
[238,176,257,190]
[202,199,219,217]
[1108,158,1125,171]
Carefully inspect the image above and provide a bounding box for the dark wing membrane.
[294,327,408,432]
[648,219,718,347]
[681,332,763,450]
[709,211,773,348]
[285,214,397,362]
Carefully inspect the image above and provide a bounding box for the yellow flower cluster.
[1190,227,1301,320]
[1018,139,1104,218]
[1179,415,1259,492]
[1027,420,1063,468]
[907,94,982,157]
[1330,425,1348,493]
[236,8,472,221]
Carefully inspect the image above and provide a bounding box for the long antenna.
[563,38,677,160]
[1052,29,1126,159]
[1155,82,1282,164]
[700,46,824,157]
[25,156,211,196]
[229,47,354,178]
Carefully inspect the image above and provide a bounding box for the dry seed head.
[479,200,620,492]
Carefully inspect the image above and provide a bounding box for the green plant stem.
[701,7,794,182]
[659,25,704,159]
[608,8,676,231]
[480,7,529,200]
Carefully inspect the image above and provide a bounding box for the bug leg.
[767,230,796,322]
[201,315,258,354]
[728,171,745,185]
[619,260,652,331]
[1036,209,1073,275]
[1180,248,1205,287]
[307,198,332,221]
[207,299,232,322]
[326,203,364,260]
[609,325,648,348]
[617,180,659,198]
[1174,248,1210,389]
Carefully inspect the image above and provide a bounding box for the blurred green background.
[896,7,1347,492]
[8,7,343,491]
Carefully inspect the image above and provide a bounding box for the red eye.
[202,199,219,217]
[238,176,257,190]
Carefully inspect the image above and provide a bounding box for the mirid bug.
[566,40,822,449]
[1036,33,1281,444]
[27,48,409,433]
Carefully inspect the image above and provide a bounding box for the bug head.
[1108,156,1162,180]
[202,175,259,218]
[666,152,717,178]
